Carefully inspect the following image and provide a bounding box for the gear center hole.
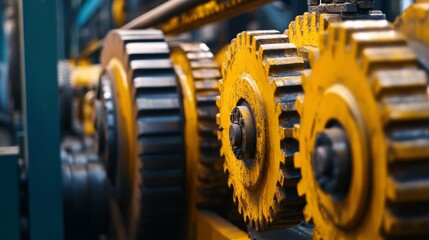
[313,120,352,201]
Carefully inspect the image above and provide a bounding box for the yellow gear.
[170,42,228,238]
[288,12,341,53]
[394,2,429,45]
[295,20,429,239]
[217,30,305,230]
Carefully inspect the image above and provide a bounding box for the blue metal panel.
[0,147,20,240]
[76,0,103,28]
[20,0,64,239]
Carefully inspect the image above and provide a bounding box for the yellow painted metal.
[71,65,101,88]
[82,90,96,136]
[394,2,429,46]
[196,210,249,240]
[217,30,304,230]
[106,58,135,180]
[171,42,226,239]
[112,0,125,27]
[171,44,203,238]
[295,20,429,238]
[215,45,229,68]
[161,0,274,35]
[288,12,340,57]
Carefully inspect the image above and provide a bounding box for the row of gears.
[87,1,429,239]
[94,30,234,239]
[217,1,429,239]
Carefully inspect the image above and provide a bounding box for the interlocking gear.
[295,20,429,238]
[287,12,341,59]
[170,42,229,236]
[217,30,305,230]
[101,29,186,239]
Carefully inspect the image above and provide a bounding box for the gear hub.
[229,102,256,161]
[312,123,351,200]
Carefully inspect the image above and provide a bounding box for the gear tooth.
[229,39,236,52]
[275,186,287,202]
[221,62,228,78]
[223,163,228,173]
[339,20,392,52]
[382,101,429,124]
[215,95,221,108]
[252,34,289,51]
[259,43,297,59]
[382,206,429,236]
[292,124,301,140]
[284,29,290,38]
[363,46,415,76]
[297,179,306,196]
[279,126,288,140]
[301,70,311,90]
[303,205,312,223]
[278,170,285,187]
[309,47,320,63]
[266,57,304,76]
[371,69,426,97]
[296,15,303,38]
[295,95,304,116]
[246,30,280,37]
[288,20,296,40]
[303,12,310,35]
[275,103,282,116]
[386,175,429,202]
[311,12,317,32]
[227,176,233,187]
[387,139,429,164]
[352,31,408,66]
[294,152,301,168]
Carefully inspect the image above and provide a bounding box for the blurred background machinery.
[1,0,428,240]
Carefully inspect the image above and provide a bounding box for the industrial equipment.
[1,0,428,240]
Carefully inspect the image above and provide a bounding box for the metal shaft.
[121,0,208,30]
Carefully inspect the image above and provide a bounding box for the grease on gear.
[295,20,429,239]
[217,30,305,230]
